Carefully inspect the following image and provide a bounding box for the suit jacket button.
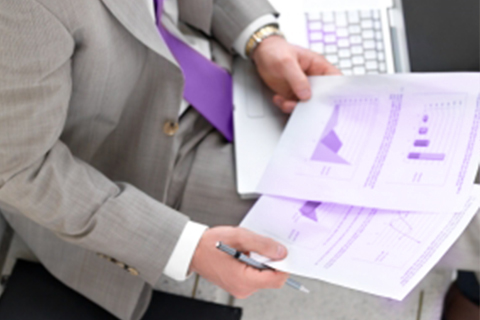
[96,253,108,259]
[127,267,139,276]
[163,121,179,136]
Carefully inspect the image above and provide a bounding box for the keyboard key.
[348,11,360,23]
[367,70,379,74]
[310,32,323,41]
[377,42,384,50]
[336,28,349,37]
[309,21,322,30]
[373,10,380,19]
[361,20,373,29]
[339,49,351,58]
[338,39,350,48]
[378,52,385,61]
[366,61,378,70]
[350,35,362,44]
[349,25,361,34]
[325,54,339,64]
[324,34,336,43]
[325,45,337,53]
[375,31,383,40]
[361,10,371,18]
[351,45,363,54]
[379,62,386,72]
[335,12,348,26]
[342,69,353,75]
[374,21,382,30]
[339,59,353,68]
[323,24,335,33]
[352,56,365,65]
[322,12,334,22]
[307,12,321,20]
[310,42,325,54]
[353,66,366,74]
[364,40,375,49]
[362,30,374,39]
[365,50,377,59]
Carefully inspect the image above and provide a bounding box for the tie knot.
[154,0,165,21]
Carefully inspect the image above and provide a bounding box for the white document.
[257,73,480,213]
[240,186,480,300]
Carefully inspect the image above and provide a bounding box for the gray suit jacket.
[0,0,276,319]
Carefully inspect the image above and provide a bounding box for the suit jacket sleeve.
[0,0,188,287]
[178,0,278,50]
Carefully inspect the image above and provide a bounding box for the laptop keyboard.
[306,10,389,75]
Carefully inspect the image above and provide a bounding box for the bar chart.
[388,93,467,186]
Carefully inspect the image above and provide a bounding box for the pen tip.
[215,241,221,248]
[300,286,310,294]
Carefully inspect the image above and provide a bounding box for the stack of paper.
[240,73,480,300]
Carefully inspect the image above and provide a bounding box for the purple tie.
[154,0,233,141]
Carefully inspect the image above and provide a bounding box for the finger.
[280,99,297,113]
[317,54,342,75]
[231,228,288,261]
[298,47,342,76]
[243,266,290,289]
[281,57,312,101]
[272,95,286,108]
[273,95,297,113]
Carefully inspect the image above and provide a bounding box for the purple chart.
[309,98,377,171]
[311,105,350,165]
[300,201,322,222]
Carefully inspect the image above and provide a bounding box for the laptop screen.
[402,0,480,72]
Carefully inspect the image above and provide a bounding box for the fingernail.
[297,89,311,100]
[277,245,286,258]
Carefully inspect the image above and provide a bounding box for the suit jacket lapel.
[101,0,179,67]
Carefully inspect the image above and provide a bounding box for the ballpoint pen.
[216,241,310,293]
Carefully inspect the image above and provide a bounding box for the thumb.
[282,58,311,101]
[232,228,288,261]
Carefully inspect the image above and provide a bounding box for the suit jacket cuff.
[232,14,278,59]
[163,221,208,281]
[212,0,278,50]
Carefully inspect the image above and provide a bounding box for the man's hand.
[189,226,289,299]
[252,36,341,113]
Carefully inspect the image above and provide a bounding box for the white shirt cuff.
[163,221,208,281]
[232,14,279,59]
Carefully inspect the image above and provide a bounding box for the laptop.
[233,0,410,198]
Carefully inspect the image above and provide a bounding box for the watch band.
[245,24,284,58]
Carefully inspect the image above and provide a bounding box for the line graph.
[354,212,439,268]
[389,213,421,244]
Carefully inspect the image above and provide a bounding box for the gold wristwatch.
[245,24,284,58]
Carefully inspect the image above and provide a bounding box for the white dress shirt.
[146,0,277,281]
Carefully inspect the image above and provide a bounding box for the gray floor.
[0,228,453,320]
[235,272,452,320]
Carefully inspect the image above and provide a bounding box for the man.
[0,0,340,319]
[1,1,479,320]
